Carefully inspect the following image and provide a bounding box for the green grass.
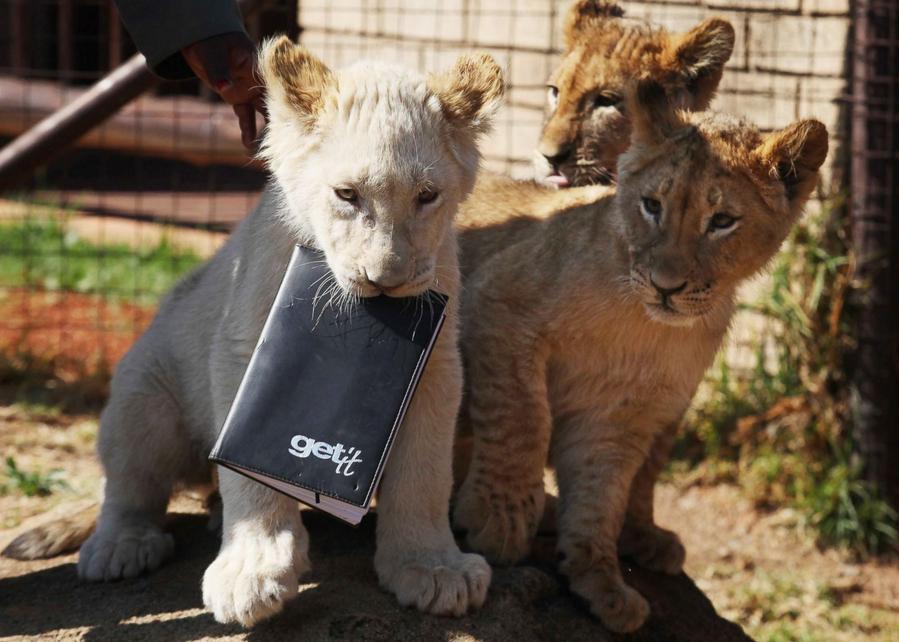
[804,454,899,555]
[0,218,202,305]
[1,456,69,497]
[721,570,899,642]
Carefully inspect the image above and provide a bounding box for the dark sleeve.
[113,0,247,80]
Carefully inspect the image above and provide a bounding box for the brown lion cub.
[536,0,735,187]
[453,81,828,633]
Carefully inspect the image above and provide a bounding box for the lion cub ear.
[754,119,829,207]
[660,17,735,110]
[625,79,683,147]
[428,53,504,137]
[258,36,335,129]
[563,0,626,49]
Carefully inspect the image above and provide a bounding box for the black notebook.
[210,245,448,525]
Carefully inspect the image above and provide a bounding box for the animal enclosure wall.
[0,0,853,385]
[296,0,851,195]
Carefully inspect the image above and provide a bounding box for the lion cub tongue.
[546,173,570,187]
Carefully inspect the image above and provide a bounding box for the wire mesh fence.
[0,0,295,382]
[0,0,854,387]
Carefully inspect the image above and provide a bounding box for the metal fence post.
[851,0,899,508]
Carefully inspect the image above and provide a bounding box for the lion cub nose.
[650,276,687,298]
[365,266,410,291]
[539,143,572,167]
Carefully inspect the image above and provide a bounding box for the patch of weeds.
[0,217,202,304]
[1,506,24,529]
[73,419,99,447]
[725,571,899,642]
[804,453,899,556]
[9,399,62,418]
[733,572,812,624]
[826,603,895,637]
[749,601,899,642]
[1,456,70,497]
[755,624,818,642]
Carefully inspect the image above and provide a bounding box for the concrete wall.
[296,0,851,195]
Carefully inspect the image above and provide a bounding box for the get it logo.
[288,435,363,476]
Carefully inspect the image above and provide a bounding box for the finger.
[234,103,257,150]
[182,33,261,107]
[254,96,269,123]
[218,77,260,107]
[219,40,261,106]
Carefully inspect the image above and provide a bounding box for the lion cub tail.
[2,502,97,560]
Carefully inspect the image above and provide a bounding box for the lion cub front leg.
[202,468,310,626]
[619,425,686,575]
[375,342,491,616]
[453,331,551,565]
[202,347,310,626]
[552,416,654,633]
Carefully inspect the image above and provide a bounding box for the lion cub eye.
[333,187,358,203]
[418,189,439,205]
[640,197,662,223]
[593,92,621,109]
[546,85,559,110]
[707,212,738,234]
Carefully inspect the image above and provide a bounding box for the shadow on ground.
[0,511,753,641]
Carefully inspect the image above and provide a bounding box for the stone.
[0,511,754,641]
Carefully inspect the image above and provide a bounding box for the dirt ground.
[1,403,897,642]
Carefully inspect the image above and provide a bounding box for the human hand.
[181,32,265,151]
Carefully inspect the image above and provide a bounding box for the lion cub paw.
[376,548,491,617]
[453,481,542,565]
[570,572,650,633]
[620,523,686,575]
[202,529,310,626]
[78,523,174,581]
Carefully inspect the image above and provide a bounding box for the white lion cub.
[76,37,503,626]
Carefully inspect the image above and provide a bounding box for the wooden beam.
[0,0,268,191]
[0,76,256,168]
